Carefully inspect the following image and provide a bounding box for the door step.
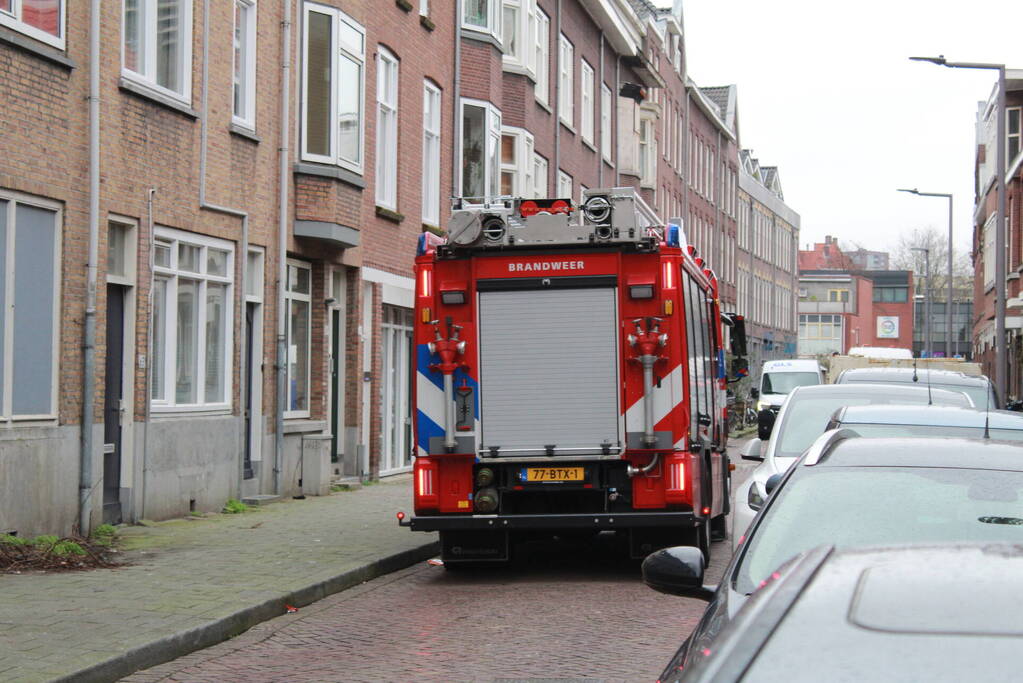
[330,477,363,492]
[241,494,281,507]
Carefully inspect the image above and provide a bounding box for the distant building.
[846,248,890,271]
[798,236,854,270]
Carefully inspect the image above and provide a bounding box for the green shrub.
[52,540,87,557]
[32,535,60,548]
[0,534,29,546]
[222,498,249,514]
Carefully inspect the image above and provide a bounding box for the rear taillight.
[665,455,687,504]
[413,458,439,511]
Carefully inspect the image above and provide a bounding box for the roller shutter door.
[478,287,619,455]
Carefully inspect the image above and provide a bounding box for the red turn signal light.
[702,507,711,515]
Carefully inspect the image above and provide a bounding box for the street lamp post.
[910,55,1007,398]
[897,188,953,357]
[911,247,931,357]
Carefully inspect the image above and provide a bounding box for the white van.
[753,359,824,412]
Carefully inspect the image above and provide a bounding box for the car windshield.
[842,424,1023,441]
[735,467,1023,594]
[762,372,819,395]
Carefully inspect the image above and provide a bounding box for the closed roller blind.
[479,287,619,454]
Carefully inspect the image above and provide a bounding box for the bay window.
[1,0,64,49]
[558,34,573,126]
[500,127,534,197]
[639,116,656,186]
[502,0,536,75]
[1009,107,1021,165]
[533,7,549,105]
[232,0,256,129]
[460,99,502,200]
[285,260,311,417]
[151,228,234,411]
[532,153,548,198]
[122,0,192,101]
[600,83,612,161]
[580,59,594,145]
[302,2,365,173]
[422,81,442,226]
[375,47,399,210]
[463,0,500,41]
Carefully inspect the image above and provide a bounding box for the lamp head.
[897,188,920,195]
[909,55,947,66]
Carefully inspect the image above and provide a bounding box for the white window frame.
[533,7,549,105]
[462,0,501,42]
[639,114,656,187]
[600,83,612,162]
[557,169,572,199]
[0,191,62,422]
[375,46,399,210]
[1008,106,1022,166]
[502,0,536,76]
[121,0,194,103]
[579,184,588,205]
[232,0,257,129]
[422,80,442,226]
[300,2,366,173]
[459,98,502,201]
[580,59,594,145]
[284,259,312,419]
[558,34,574,127]
[419,0,428,16]
[0,0,65,49]
[532,152,548,198]
[150,227,235,413]
[500,127,535,197]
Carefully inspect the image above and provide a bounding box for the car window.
[932,383,988,408]
[735,467,1023,594]
[761,372,819,395]
[774,392,967,459]
[841,424,1023,441]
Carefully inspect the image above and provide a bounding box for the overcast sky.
[673,0,1023,257]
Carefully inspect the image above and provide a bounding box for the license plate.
[523,467,584,482]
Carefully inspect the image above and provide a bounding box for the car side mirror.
[757,409,776,441]
[642,546,716,601]
[740,438,763,461]
[750,387,760,399]
[765,472,785,496]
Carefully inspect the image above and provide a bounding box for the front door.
[381,305,414,473]
[243,303,256,479]
[331,308,341,463]
[103,284,126,525]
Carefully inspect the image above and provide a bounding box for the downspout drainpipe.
[683,91,690,229]
[140,188,156,519]
[554,0,562,194]
[453,0,461,196]
[80,0,102,536]
[275,0,294,496]
[200,0,249,501]
[598,31,604,187]
[615,56,620,186]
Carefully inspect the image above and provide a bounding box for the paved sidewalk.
[0,476,437,683]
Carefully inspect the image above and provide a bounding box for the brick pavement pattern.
[121,533,734,683]
[0,477,436,683]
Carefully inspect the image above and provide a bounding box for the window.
[1009,107,1021,165]
[122,0,192,100]
[1,0,64,48]
[983,213,995,291]
[422,81,442,226]
[533,7,549,105]
[532,152,548,197]
[232,0,256,128]
[151,228,234,410]
[580,59,594,144]
[558,34,573,127]
[301,3,365,172]
[460,99,502,200]
[639,116,655,186]
[463,0,500,41]
[502,0,536,74]
[419,0,428,16]
[0,194,60,420]
[284,260,311,417]
[600,83,612,161]
[557,169,572,199]
[375,47,399,210]
[500,127,534,196]
[799,314,843,355]
[872,286,908,303]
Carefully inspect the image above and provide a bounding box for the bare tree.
[890,226,972,301]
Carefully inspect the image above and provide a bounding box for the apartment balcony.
[798,301,853,314]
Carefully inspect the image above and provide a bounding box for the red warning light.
[396,511,406,521]
[702,507,711,515]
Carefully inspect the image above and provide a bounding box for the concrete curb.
[55,540,440,683]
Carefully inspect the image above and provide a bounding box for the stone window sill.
[119,77,198,118]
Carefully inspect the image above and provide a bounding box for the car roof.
[762,359,820,371]
[787,382,970,405]
[723,545,1023,683]
[837,367,988,386]
[834,404,1023,429]
[805,434,1023,470]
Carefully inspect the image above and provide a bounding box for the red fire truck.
[398,187,748,566]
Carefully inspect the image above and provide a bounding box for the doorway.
[243,302,262,479]
[103,284,127,525]
[381,305,414,474]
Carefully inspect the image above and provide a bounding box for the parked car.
[834,366,997,409]
[648,543,1023,683]
[828,404,1023,441]
[750,359,823,440]
[732,383,973,541]
[645,434,1023,680]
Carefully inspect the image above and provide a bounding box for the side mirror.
[740,438,763,461]
[765,472,785,496]
[642,546,716,601]
[724,313,748,358]
[750,387,760,399]
[757,409,776,441]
